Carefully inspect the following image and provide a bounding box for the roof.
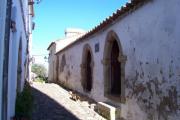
[55,0,150,55]
[55,34,85,52]
[65,28,86,35]
[47,33,85,51]
[47,42,55,50]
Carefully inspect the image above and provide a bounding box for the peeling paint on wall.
[48,0,180,119]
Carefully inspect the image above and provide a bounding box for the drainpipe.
[2,0,12,119]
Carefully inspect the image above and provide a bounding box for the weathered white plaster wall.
[48,31,85,83]
[28,14,33,82]
[7,0,29,119]
[55,0,180,119]
[57,36,107,101]
[0,0,7,119]
[48,44,57,82]
[112,0,180,119]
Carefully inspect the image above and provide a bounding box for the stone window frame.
[102,30,127,103]
[80,44,94,93]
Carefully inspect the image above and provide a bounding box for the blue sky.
[32,0,128,60]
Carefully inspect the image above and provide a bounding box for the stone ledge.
[97,102,121,120]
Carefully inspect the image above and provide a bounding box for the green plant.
[15,82,33,119]
[34,77,45,83]
[31,64,47,79]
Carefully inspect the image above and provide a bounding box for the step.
[97,102,121,120]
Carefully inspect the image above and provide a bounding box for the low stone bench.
[97,102,121,120]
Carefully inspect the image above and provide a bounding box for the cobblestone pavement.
[32,82,106,120]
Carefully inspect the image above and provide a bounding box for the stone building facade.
[48,0,180,119]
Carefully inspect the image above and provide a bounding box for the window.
[95,43,99,52]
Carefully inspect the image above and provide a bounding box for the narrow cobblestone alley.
[31,82,106,120]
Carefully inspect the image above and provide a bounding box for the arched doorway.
[81,44,93,92]
[110,40,121,94]
[86,51,92,91]
[16,39,22,93]
[103,31,127,102]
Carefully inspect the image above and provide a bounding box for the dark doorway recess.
[110,40,121,95]
[81,44,93,92]
[85,51,92,92]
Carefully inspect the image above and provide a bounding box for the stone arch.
[102,30,127,102]
[16,37,22,93]
[81,44,94,92]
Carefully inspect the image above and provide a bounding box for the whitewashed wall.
[0,0,7,119]
[48,44,57,82]
[7,0,29,119]
[48,33,86,83]
[56,0,180,119]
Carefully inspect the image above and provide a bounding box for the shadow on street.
[31,87,79,120]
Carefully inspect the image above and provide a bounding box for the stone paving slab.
[31,82,106,120]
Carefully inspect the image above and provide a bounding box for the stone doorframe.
[80,44,94,92]
[102,30,127,103]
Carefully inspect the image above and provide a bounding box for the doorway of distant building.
[103,31,126,102]
[81,44,93,92]
[16,39,22,93]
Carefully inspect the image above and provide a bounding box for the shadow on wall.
[31,87,79,120]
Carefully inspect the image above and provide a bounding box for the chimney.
[65,28,86,37]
